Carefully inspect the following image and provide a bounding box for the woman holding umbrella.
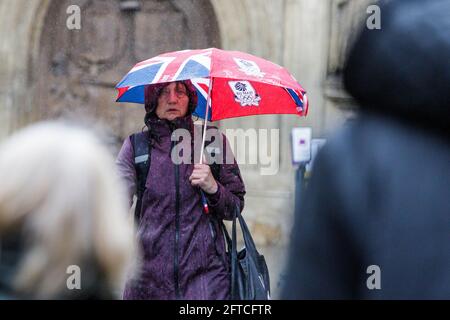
[115,48,308,300]
[116,80,246,300]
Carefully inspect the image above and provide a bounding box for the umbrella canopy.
[116,48,309,214]
[116,48,308,121]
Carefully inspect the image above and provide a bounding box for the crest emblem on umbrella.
[228,81,261,107]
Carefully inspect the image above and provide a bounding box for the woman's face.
[155,82,189,121]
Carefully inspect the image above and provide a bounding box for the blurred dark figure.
[282,0,450,299]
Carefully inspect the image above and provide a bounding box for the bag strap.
[218,204,258,254]
[131,131,151,223]
[235,207,258,254]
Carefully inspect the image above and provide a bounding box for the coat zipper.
[171,130,181,299]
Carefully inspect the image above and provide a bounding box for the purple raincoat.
[116,113,245,300]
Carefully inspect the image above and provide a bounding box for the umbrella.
[116,48,307,116]
[116,48,309,212]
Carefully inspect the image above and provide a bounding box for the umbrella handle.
[200,189,209,214]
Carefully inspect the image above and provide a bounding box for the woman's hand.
[189,164,218,194]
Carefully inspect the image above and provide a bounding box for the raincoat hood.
[343,0,450,134]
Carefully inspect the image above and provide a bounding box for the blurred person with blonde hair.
[0,122,136,299]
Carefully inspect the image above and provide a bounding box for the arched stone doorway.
[34,0,220,148]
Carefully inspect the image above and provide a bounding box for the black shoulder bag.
[219,204,271,300]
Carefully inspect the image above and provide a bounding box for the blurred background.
[0,0,378,298]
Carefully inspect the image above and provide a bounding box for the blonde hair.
[0,122,136,298]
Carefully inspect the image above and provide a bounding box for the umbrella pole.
[199,78,213,165]
[199,78,213,215]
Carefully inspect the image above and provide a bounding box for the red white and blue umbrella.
[116,48,308,121]
[116,48,309,214]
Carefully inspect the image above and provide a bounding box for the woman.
[0,122,136,299]
[116,80,246,300]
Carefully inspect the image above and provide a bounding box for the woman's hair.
[0,122,136,299]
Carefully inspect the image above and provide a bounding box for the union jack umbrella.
[115,48,308,122]
[116,48,309,214]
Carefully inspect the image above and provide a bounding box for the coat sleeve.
[115,136,137,208]
[205,133,246,220]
